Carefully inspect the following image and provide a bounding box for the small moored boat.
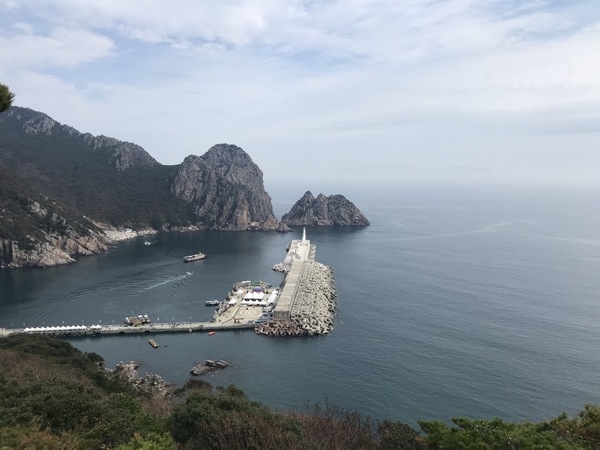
[148,339,159,348]
[124,314,151,326]
[205,300,220,306]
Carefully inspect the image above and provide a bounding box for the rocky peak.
[281,191,370,226]
[172,144,287,231]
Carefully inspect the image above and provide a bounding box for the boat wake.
[143,274,188,291]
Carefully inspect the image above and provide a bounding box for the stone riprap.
[290,261,336,335]
[256,260,336,337]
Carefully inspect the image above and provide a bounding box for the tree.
[0,83,15,112]
[418,416,584,449]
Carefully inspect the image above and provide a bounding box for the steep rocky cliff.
[0,164,111,269]
[281,191,370,226]
[172,144,287,231]
[0,233,110,269]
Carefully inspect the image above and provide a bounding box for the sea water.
[1,184,600,427]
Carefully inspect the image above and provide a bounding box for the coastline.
[102,227,158,242]
[101,223,205,242]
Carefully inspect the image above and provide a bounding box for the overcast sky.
[1,0,599,188]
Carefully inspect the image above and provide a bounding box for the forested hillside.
[0,108,192,228]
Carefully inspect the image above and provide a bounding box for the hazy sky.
[1,1,599,187]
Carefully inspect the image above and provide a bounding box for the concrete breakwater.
[291,261,336,335]
[256,261,336,336]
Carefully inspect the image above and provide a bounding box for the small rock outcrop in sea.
[281,191,370,226]
[190,359,231,376]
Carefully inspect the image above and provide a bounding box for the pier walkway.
[0,320,256,338]
[273,228,316,320]
[0,292,265,338]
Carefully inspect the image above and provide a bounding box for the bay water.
[1,184,600,427]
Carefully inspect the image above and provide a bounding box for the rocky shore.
[256,261,336,337]
[114,361,168,396]
[0,232,111,269]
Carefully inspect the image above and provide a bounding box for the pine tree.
[0,83,15,112]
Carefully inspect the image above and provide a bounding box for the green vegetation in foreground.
[1,335,600,449]
[0,83,15,113]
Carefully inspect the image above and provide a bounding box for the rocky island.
[281,191,370,226]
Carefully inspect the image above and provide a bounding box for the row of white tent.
[239,290,279,307]
[23,324,102,333]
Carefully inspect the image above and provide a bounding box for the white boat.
[184,252,206,262]
[144,241,152,246]
[205,299,220,306]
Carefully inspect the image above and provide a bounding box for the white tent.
[243,291,264,301]
[267,291,278,305]
[23,324,89,333]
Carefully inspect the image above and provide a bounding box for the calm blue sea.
[1,184,600,427]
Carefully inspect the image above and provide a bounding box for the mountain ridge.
[0,106,367,268]
[0,106,288,267]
